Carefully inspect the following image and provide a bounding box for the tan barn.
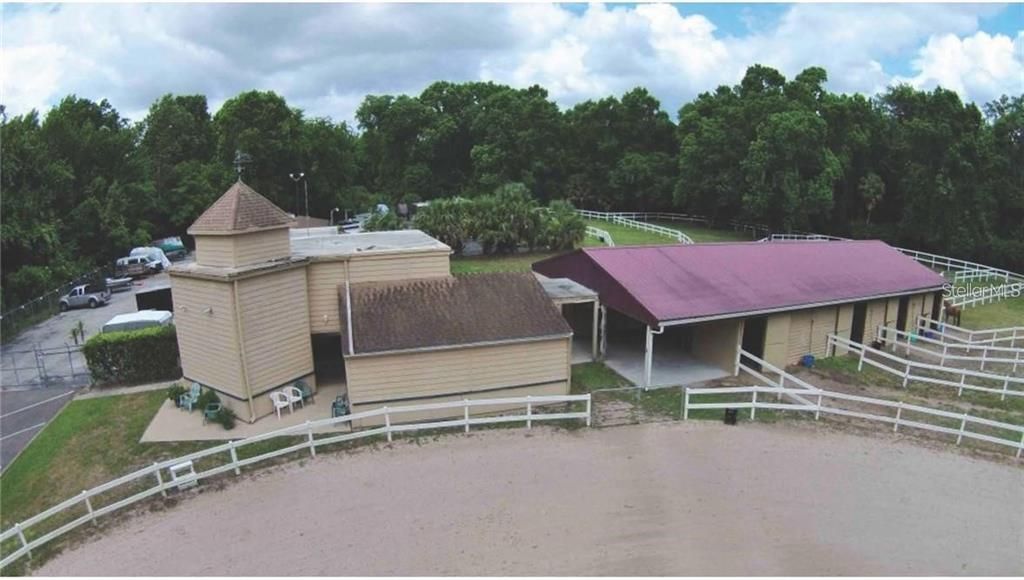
[533,241,948,388]
[170,181,573,423]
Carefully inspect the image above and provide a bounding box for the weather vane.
[233,150,253,179]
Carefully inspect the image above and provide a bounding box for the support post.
[643,325,654,389]
[858,347,866,371]
[815,393,823,420]
[526,396,533,429]
[750,390,757,420]
[81,491,96,526]
[591,300,600,362]
[384,407,392,442]
[585,394,592,427]
[229,442,241,475]
[893,402,903,432]
[902,364,910,388]
[464,399,470,433]
[956,413,968,445]
[154,463,166,498]
[306,421,316,458]
[599,306,608,360]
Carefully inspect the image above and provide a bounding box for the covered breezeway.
[601,308,740,388]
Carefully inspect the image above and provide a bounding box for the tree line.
[2,64,1021,309]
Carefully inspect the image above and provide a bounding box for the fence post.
[815,393,822,421]
[229,441,241,475]
[893,402,903,433]
[464,399,470,433]
[750,390,757,421]
[153,463,167,498]
[682,388,689,421]
[81,490,96,526]
[526,395,533,429]
[980,348,988,371]
[384,407,392,442]
[306,421,316,458]
[958,373,966,397]
[902,364,910,388]
[14,522,30,558]
[858,347,866,371]
[1017,432,1023,459]
[586,394,592,427]
[1000,379,1009,402]
[956,413,968,445]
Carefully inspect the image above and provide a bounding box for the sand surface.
[37,422,1024,576]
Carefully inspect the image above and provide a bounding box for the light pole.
[288,172,309,217]
[330,207,340,226]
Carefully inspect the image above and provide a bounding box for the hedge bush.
[83,324,181,386]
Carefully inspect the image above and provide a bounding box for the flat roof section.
[533,273,598,304]
[291,229,450,259]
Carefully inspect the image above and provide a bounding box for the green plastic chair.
[203,403,222,425]
[178,382,201,412]
[294,380,314,404]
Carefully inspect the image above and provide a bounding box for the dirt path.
[36,422,1024,576]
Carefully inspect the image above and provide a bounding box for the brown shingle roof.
[188,180,295,234]
[340,273,571,355]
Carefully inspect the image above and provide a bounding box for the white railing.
[953,268,1004,284]
[918,316,1024,348]
[895,247,1023,283]
[876,326,1023,373]
[758,233,849,242]
[577,210,694,244]
[947,283,1023,309]
[827,334,1024,400]
[0,394,591,569]
[584,226,615,247]
[683,384,1024,458]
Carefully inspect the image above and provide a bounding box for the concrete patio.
[141,381,349,442]
[604,339,732,388]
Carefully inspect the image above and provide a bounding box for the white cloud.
[896,31,1024,103]
[0,3,1018,125]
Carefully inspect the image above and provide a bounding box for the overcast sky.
[2,2,1021,125]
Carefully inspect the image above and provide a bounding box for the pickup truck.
[59,284,112,311]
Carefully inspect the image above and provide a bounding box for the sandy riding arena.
[37,422,1023,576]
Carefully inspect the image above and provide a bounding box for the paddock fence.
[576,210,694,244]
[876,326,1023,374]
[0,393,592,570]
[584,226,615,247]
[917,316,1024,348]
[827,334,1024,400]
[946,282,1024,309]
[895,248,1024,284]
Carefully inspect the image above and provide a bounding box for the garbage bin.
[800,354,815,368]
[724,408,738,425]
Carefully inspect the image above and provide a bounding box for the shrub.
[214,407,237,430]
[196,387,220,410]
[541,200,586,250]
[166,382,186,404]
[82,324,181,386]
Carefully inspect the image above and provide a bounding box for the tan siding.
[808,307,837,359]
[693,319,742,372]
[347,253,450,283]
[787,311,813,363]
[170,275,246,398]
[237,268,314,395]
[834,304,855,355]
[784,307,837,364]
[864,300,888,344]
[763,314,791,369]
[194,236,236,268]
[906,295,923,330]
[345,338,570,405]
[307,262,349,334]
[885,297,900,328]
[921,293,934,327]
[233,229,290,267]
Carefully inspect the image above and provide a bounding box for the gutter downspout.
[345,279,355,356]
[233,280,256,422]
[643,325,665,390]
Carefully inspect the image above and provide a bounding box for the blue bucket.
[801,354,816,368]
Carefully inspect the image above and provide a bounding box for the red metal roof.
[532,241,947,326]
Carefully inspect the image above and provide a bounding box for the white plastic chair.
[269,391,292,419]
[282,386,305,410]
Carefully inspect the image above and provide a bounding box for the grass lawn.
[959,295,1024,329]
[646,220,755,243]
[583,219,676,246]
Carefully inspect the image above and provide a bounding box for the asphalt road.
[0,269,176,470]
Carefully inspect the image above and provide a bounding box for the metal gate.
[1,345,90,389]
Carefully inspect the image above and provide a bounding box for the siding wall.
[864,300,888,344]
[785,306,839,364]
[307,251,451,333]
[763,314,792,369]
[170,275,246,399]
[345,337,570,406]
[833,304,855,355]
[693,319,743,371]
[237,268,315,396]
[193,229,290,268]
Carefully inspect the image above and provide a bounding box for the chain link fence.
[1,267,112,343]
[1,344,90,389]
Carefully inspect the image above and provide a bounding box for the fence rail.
[684,383,1024,457]
[576,210,694,244]
[895,247,1024,283]
[758,233,849,242]
[0,393,591,569]
[917,316,1024,348]
[876,326,1023,373]
[584,226,614,247]
[827,334,1024,400]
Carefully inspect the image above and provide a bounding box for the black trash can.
[724,408,738,425]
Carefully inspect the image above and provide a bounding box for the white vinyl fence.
[896,248,1023,283]
[953,268,1005,284]
[576,210,694,244]
[584,226,614,247]
[947,283,1024,309]
[876,326,1023,373]
[758,233,849,242]
[918,316,1024,348]
[0,394,591,570]
[689,349,1024,456]
[827,334,1024,400]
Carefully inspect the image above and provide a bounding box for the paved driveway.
[0,270,175,470]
